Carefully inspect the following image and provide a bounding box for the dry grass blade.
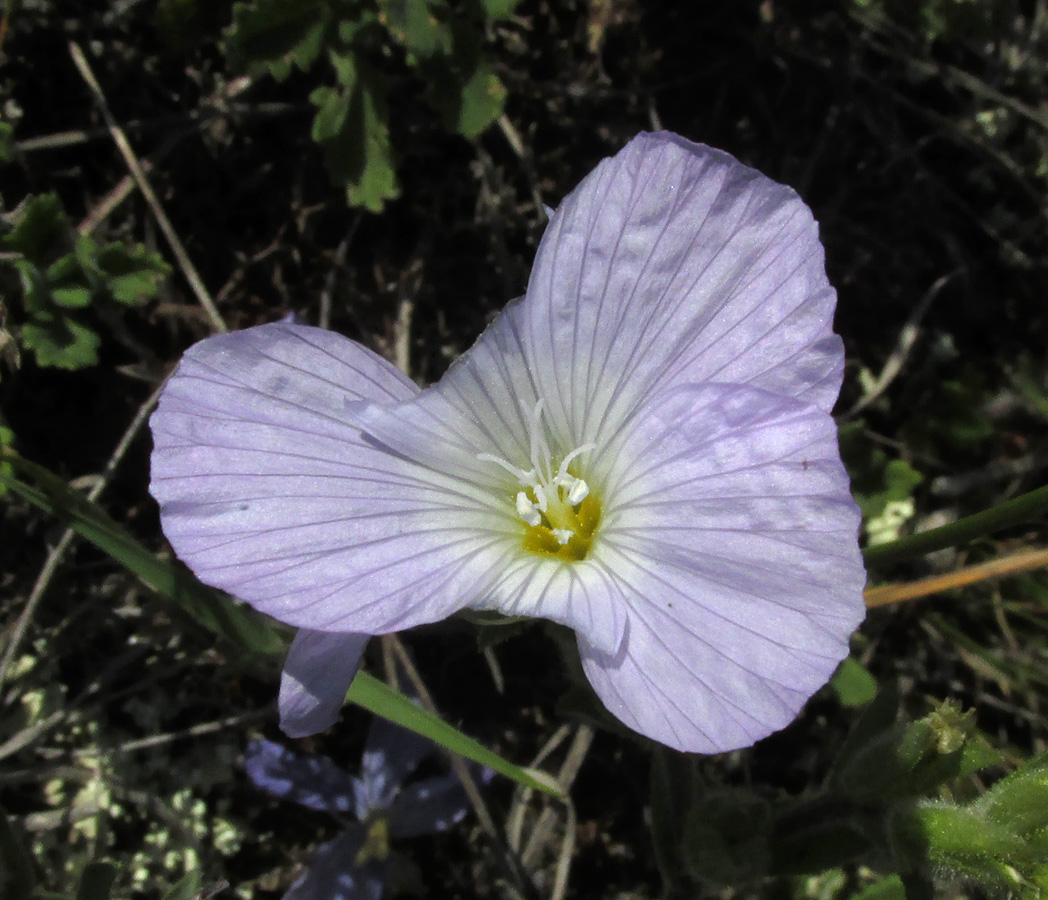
[67,42,227,333]
[866,547,1048,608]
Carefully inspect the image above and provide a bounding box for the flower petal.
[244,738,358,815]
[522,131,843,453]
[279,629,369,738]
[388,773,469,838]
[359,714,436,812]
[581,383,865,753]
[343,307,628,655]
[150,321,472,634]
[284,825,385,900]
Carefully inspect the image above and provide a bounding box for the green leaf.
[423,26,505,139]
[476,0,519,19]
[855,457,922,522]
[96,242,170,306]
[0,424,14,498]
[848,875,907,900]
[449,59,505,138]
[769,804,873,875]
[50,285,94,309]
[830,657,878,707]
[226,0,330,77]
[0,122,15,165]
[831,694,999,804]
[894,801,1033,889]
[160,870,202,900]
[310,55,399,211]
[2,193,68,264]
[0,449,558,796]
[377,0,452,57]
[10,259,48,314]
[683,788,772,885]
[976,751,1048,835]
[647,750,695,894]
[75,862,117,900]
[22,317,101,369]
[0,805,35,899]
[47,248,96,307]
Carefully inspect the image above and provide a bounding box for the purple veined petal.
[149,321,480,634]
[244,739,359,815]
[580,382,866,753]
[279,630,370,738]
[358,715,437,813]
[521,131,844,456]
[284,825,386,900]
[343,306,627,654]
[388,772,469,838]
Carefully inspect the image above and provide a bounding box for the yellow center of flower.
[477,401,602,561]
[355,815,391,865]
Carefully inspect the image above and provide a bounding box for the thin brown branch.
[866,547,1048,608]
[67,42,227,333]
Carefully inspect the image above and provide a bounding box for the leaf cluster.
[0,194,169,370]
[221,0,516,211]
[653,685,1048,898]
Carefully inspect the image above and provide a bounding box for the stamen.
[476,452,530,482]
[527,399,553,483]
[474,406,600,559]
[516,492,542,526]
[557,443,596,481]
[564,477,589,506]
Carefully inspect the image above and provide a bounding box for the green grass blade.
[1,448,559,795]
[348,670,563,798]
[1,449,286,657]
[864,484,1048,567]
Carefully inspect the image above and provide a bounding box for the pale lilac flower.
[245,717,469,900]
[150,132,866,753]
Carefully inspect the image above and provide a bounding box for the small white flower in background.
[151,132,866,753]
[245,716,470,900]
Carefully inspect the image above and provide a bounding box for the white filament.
[477,399,595,532]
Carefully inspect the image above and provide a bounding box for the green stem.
[864,483,1048,567]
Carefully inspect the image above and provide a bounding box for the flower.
[150,131,866,753]
[245,716,470,900]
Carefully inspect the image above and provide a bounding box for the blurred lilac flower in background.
[245,715,469,900]
[151,131,866,753]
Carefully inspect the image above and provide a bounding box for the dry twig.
[68,42,227,333]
